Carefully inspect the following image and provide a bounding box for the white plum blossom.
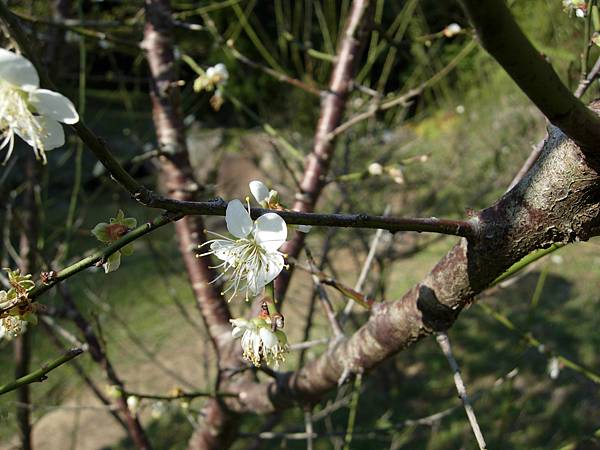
[368,162,383,176]
[206,63,229,85]
[0,48,79,163]
[199,199,287,301]
[193,62,229,92]
[126,395,140,414]
[230,317,288,367]
[249,179,282,209]
[250,180,311,233]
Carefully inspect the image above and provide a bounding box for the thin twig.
[0,348,84,395]
[304,408,315,450]
[435,332,487,450]
[342,205,390,320]
[122,389,238,401]
[306,248,344,338]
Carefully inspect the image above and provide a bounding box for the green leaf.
[104,252,121,273]
[91,222,111,243]
[120,243,135,256]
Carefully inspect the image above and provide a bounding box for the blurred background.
[0,0,599,449]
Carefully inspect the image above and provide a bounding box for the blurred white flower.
[443,23,462,38]
[126,395,140,414]
[562,0,587,17]
[230,317,288,367]
[0,48,79,163]
[206,63,229,84]
[151,401,166,419]
[193,62,229,92]
[547,356,561,380]
[249,180,272,207]
[199,199,287,301]
[368,162,383,176]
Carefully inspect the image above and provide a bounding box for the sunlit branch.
[122,389,238,401]
[435,332,487,450]
[0,348,84,396]
[459,0,600,153]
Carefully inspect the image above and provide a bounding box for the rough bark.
[143,2,239,449]
[14,156,37,450]
[227,113,600,413]
[276,0,374,301]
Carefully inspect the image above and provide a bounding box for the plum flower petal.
[199,200,287,301]
[29,89,79,124]
[253,213,287,252]
[249,180,270,206]
[0,48,79,163]
[225,199,253,238]
[229,318,288,367]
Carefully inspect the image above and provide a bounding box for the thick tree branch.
[143,2,239,450]
[459,0,600,154]
[222,110,600,414]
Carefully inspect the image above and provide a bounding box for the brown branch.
[459,0,600,154]
[306,248,344,339]
[142,3,239,450]
[218,106,600,415]
[275,0,374,302]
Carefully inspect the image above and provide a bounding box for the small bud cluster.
[193,63,229,111]
[0,269,37,340]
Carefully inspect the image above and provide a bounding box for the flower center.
[0,80,45,161]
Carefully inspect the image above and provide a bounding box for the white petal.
[252,331,262,358]
[249,180,269,204]
[259,327,278,349]
[232,327,244,338]
[254,213,287,251]
[15,117,65,150]
[37,117,65,149]
[226,199,253,238]
[0,49,39,88]
[230,318,250,330]
[210,240,236,263]
[247,253,284,294]
[29,89,79,124]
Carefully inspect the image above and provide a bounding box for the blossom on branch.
[0,269,37,340]
[92,210,137,273]
[249,179,311,233]
[0,48,79,163]
[199,199,287,302]
[230,317,288,367]
[193,62,229,111]
[562,0,587,17]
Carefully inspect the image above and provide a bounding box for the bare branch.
[0,348,85,396]
[459,0,600,153]
[435,332,487,450]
